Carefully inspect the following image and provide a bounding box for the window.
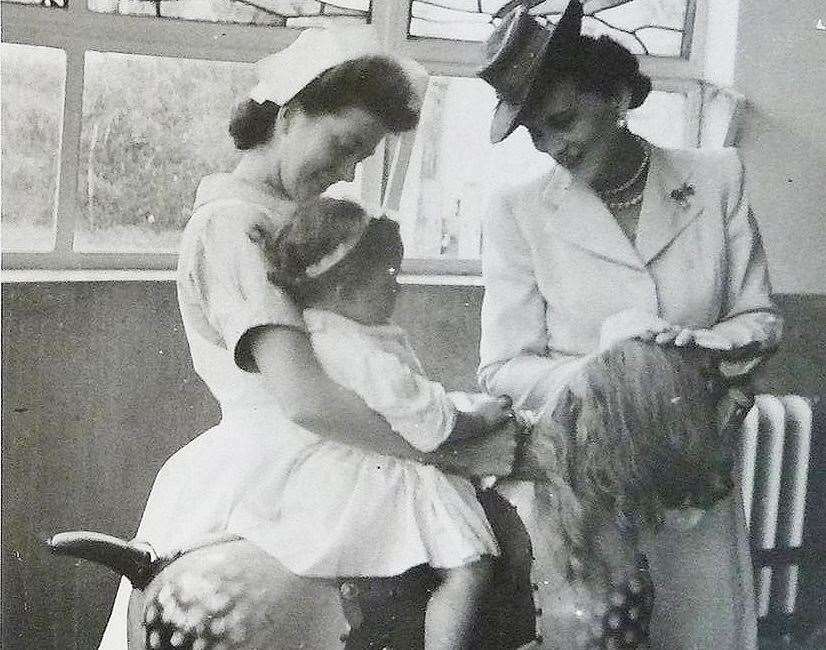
[76,52,254,253]
[87,0,371,27]
[397,76,695,268]
[1,0,724,274]
[1,44,66,252]
[408,0,694,58]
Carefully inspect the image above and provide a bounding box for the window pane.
[87,0,370,28]
[397,77,550,261]
[1,43,65,253]
[76,52,255,252]
[396,77,686,261]
[628,89,687,148]
[409,0,691,57]
[77,51,363,253]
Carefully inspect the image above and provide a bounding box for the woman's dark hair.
[525,34,652,114]
[264,197,403,306]
[229,56,419,150]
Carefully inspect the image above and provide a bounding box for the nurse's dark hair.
[262,197,403,306]
[229,56,419,150]
[525,34,652,113]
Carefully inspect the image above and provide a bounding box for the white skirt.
[99,409,499,647]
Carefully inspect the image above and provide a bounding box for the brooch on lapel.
[670,183,695,208]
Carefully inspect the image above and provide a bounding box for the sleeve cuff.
[226,308,306,373]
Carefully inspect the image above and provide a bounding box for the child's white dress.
[99,174,497,647]
[228,308,500,577]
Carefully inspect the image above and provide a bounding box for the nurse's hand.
[598,308,675,351]
[430,419,521,478]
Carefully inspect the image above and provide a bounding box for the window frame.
[1,0,711,275]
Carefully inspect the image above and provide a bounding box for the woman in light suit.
[477,2,782,647]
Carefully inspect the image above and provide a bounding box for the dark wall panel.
[1,282,823,649]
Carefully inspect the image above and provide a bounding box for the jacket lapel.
[541,165,643,270]
[635,147,704,265]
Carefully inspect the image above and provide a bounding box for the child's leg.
[425,556,493,650]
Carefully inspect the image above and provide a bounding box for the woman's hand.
[598,309,675,351]
[666,328,734,351]
[430,419,521,478]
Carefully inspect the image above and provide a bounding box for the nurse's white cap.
[249,26,429,111]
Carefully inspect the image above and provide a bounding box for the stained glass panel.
[409,0,691,58]
[0,0,66,8]
[87,0,370,28]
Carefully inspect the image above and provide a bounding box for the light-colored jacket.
[478,146,782,411]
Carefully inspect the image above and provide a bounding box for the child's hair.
[264,196,404,305]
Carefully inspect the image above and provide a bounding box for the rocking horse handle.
[47,530,157,590]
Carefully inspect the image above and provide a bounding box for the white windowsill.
[0,268,485,286]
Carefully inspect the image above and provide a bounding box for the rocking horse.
[49,339,757,649]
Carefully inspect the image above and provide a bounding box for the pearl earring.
[616,114,628,129]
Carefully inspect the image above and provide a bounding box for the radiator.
[740,394,813,619]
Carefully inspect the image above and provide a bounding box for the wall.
[2,281,825,649]
[734,0,826,293]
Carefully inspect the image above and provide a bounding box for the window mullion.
[53,44,86,254]
[371,0,408,53]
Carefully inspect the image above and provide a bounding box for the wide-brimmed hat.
[478,1,583,143]
[250,26,428,112]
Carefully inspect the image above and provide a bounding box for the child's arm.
[250,326,427,459]
[252,325,518,477]
[310,329,508,452]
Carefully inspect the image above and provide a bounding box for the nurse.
[99,26,518,648]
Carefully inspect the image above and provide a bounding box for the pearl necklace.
[600,134,651,197]
[606,190,644,212]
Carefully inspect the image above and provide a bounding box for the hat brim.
[490,99,523,144]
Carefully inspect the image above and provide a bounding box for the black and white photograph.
[1,1,824,648]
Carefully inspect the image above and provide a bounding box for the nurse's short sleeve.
[182,205,305,372]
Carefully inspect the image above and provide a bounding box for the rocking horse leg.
[640,491,757,649]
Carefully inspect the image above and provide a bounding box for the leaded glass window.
[87,0,371,28]
[409,0,693,58]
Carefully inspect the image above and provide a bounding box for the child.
[247,196,513,649]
